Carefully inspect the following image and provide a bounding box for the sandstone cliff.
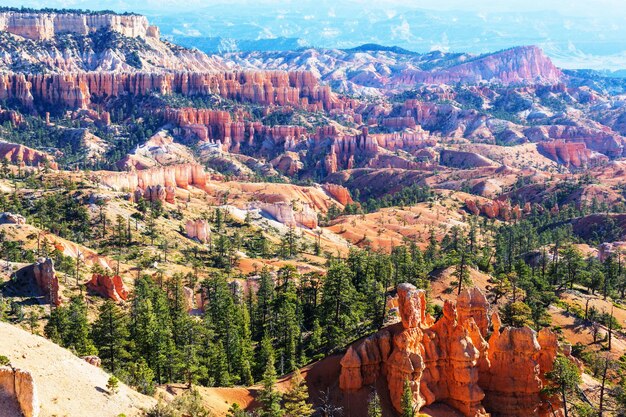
[538,140,609,168]
[250,201,318,229]
[96,163,209,194]
[0,11,157,41]
[0,141,58,169]
[0,70,335,111]
[0,321,156,416]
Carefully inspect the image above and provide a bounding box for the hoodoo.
[338,284,577,417]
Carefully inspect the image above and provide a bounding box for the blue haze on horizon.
[3,0,626,71]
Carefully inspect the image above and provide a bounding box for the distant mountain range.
[141,4,626,71]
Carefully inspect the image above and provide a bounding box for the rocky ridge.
[0,11,158,41]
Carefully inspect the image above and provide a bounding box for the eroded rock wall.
[0,11,155,40]
[87,273,129,302]
[32,257,60,306]
[338,285,571,417]
[0,365,39,417]
[0,70,335,111]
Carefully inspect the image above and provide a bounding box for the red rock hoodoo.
[32,257,60,306]
[0,71,336,112]
[185,219,211,243]
[87,273,129,302]
[338,284,573,417]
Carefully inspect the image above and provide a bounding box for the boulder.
[82,356,101,367]
[0,212,26,225]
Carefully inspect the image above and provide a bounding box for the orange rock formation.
[87,273,129,302]
[0,365,39,417]
[0,71,335,112]
[32,257,60,306]
[185,219,211,243]
[0,142,58,169]
[338,284,572,417]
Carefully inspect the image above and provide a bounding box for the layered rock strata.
[0,71,335,111]
[251,201,318,229]
[0,11,157,40]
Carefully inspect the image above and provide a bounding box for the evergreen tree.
[92,300,129,373]
[66,296,96,356]
[127,358,156,395]
[544,356,581,417]
[130,276,174,384]
[401,379,415,417]
[254,268,275,339]
[273,266,300,373]
[320,260,362,349]
[227,403,250,417]
[367,391,383,417]
[283,369,313,417]
[258,341,283,417]
[44,303,70,345]
[151,287,175,383]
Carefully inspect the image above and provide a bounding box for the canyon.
[0,8,625,417]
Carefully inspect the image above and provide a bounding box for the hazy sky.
[4,0,625,17]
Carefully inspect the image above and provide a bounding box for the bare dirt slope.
[0,322,156,417]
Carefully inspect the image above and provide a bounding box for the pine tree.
[320,260,362,349]
[130,276,174,384]
[44,303,70,345]
[254,268,275,339]
[227,403,250,417]
[259,344,283,417]
[106,375,120,395]
[274,267,300,373]
[67,296,96,356]
[238,303,254,385]
[256,333,274,380]
[127,358,156,395]
[92,300,129,373]
[130,277,157,367]
[283,369,313,417]
[545,356,581,417]
[401,378,415,417]
[367,391,383,417]
[211,339,231,386]
[151,286,175,384]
